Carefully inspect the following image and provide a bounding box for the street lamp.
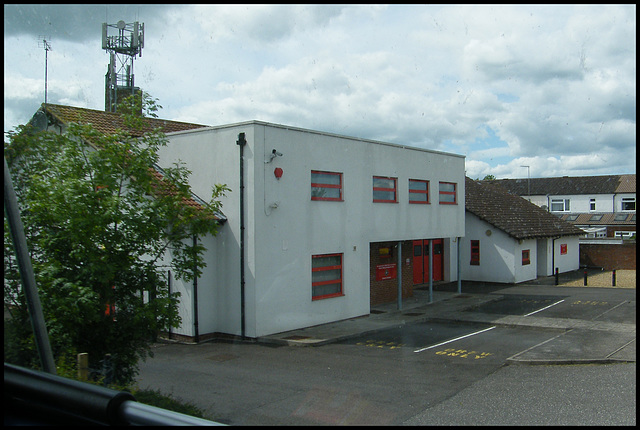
[520,165,530,201]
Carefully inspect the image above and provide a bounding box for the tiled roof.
[42,103,207,137]
[491,174,635,196]
[148,166,226,222]
[558,212,636,226]
[465,177,584,240]
[616,174,637,193]
[36,104,224,222]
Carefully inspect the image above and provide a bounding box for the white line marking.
[414,326,496,353]
[524,299,565,316]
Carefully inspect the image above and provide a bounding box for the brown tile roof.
[491,174,635,196]
[465,177,584,240]
[559,212,636,226]
[42,103,207,137]
[36,103,224,222]
[616,174,636,193]
[148,167,225,221]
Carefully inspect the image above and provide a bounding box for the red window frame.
[439,181,457,204]
[311,253,344,300]
[522,249,530,265]
[470,240,480,265]
[409,179,430,204]
[373,176,398,203]
[311,170,343,201]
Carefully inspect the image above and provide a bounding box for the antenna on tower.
[102,20,144,113]
[37,35,52,105]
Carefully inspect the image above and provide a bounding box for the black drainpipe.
[236,132,247,338]
[193,235,199,343]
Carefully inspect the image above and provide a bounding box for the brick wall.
[580,242,636,270]
[370,241,414,306]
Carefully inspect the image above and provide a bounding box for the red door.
[413,239,444,284]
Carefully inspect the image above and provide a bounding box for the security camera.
[272,149,283,157]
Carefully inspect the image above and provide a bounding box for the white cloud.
[4,4,636,178]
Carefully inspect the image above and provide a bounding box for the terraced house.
[490,175,636,239]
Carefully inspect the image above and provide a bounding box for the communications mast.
[102,20,144,112]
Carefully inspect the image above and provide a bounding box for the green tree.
[4,94,228,384]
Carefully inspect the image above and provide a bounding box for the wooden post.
[77,352,89,381]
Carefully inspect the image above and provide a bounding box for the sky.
[4,4,636,179]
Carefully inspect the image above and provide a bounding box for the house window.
[373,176,397,203]
[311,170,343,201]
[522,249,530,265]
[439,182,457,204]
[614,213,629,221]
[590,199,596,211]
[551,199,570,212]
[589,214,603,221]
[312,253,344,300]
[408,179,430,204]
[470,240,480,266]
[621,197,636,211]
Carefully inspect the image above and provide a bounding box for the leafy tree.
[4,94,228,383]
[482,174,496,181]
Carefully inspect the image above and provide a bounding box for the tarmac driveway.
[135,285,635,424]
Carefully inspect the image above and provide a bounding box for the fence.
[554,268,635,288]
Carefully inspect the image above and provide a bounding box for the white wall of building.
[462,214,519,283]
[462,213,580,284]
[159,121,466,337]
[552,235,580,274]
[531,194,618,213]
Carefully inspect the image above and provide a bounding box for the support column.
[397,241,402,311]
[428,240,433,303]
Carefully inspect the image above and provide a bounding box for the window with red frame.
[311,170,343,201]
[312,253,344,300]
[409,179,429,204]
[470,240,480,265]
[522,249,530,265]
[373,176,397,203]
[439,181,457,204]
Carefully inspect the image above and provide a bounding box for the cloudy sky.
[4,4,636,179]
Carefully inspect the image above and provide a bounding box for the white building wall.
[513,238,538,283]
[553,236,580,274]
[251,124,465,336]
[160,121,465,338]
[462,214,517,284]
[462,213,580,284]
[615,193,637,213]
[533,194,616,213]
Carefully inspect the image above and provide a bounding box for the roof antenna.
[37,35,52,105]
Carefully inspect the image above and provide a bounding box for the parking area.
[336,285,635,365]
[462,294,568,316]
[338,320,561,363]
[136,284,635,425]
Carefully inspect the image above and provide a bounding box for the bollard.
[555,268,559,285]
[77,353,89,381]
[583,269,588,286]
[612,269,616,287]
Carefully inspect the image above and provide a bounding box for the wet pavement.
[258,280,636,364]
